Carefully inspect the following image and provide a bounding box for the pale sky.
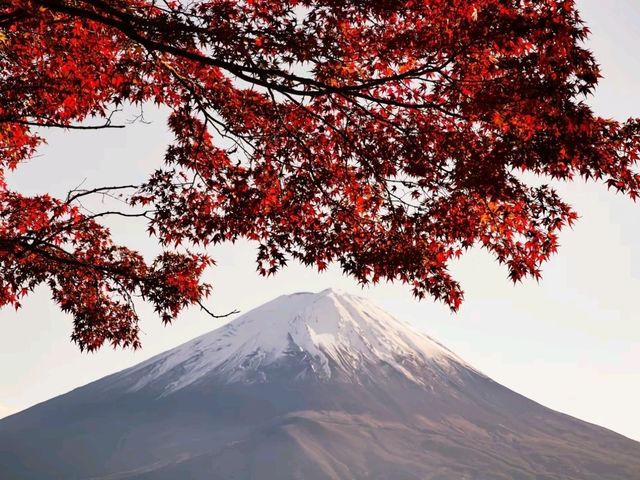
[1,0,640,442]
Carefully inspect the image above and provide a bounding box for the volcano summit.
[1,289,639,479]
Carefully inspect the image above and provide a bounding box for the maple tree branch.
[66,184,139,204]
[32,0,456,100]
[196,299,239,319]
[0,9,27,27]
[1,238,130,277]
[2,119,124,130]
[84,210,154,220]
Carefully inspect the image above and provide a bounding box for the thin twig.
[196,299,240,319]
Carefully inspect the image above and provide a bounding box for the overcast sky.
[1,0,640,442]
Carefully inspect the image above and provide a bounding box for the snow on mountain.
[124,288,470,393]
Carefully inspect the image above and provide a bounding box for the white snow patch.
[125,289,467,393]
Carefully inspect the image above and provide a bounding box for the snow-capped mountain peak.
[124,289,464,393]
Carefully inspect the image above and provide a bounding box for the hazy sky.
[1,0,640,442]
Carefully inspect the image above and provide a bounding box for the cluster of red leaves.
[2,0,640,350]
[0,187,211,350]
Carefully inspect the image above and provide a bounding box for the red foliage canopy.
[1,0,639,350]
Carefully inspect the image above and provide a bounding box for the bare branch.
[196,299,239,319]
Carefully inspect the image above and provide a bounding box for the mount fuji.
[1,289,639,479]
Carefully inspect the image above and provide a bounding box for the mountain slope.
[1,289,639,480]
